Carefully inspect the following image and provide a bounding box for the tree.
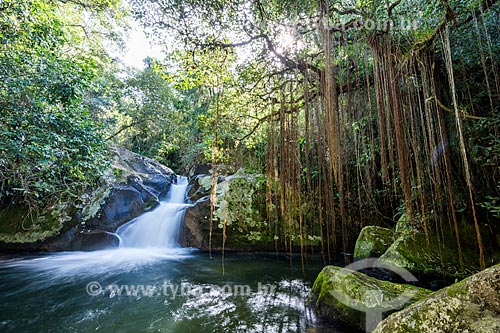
[105,59,198,171]
[0,0,125,210]
[127,0,500,266]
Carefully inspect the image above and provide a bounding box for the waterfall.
[117,176,189,249]
[0,176,193,277]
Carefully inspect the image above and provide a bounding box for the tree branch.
[434,96,489,120]
[388,0,402,17]
[198,31,323,77]
[106,118,151,141]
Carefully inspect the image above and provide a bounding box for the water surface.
[0,176,345,332]
[0,250,343,332]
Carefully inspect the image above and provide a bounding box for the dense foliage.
[0,0,123,209]
[126,0,500,266]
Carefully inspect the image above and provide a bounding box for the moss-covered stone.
[198,175,214,193]
[309,265,432,332]
[373,263,500,333]
[0,203,73,243]
[212,172,265,232]
[81,186,112,224]
[377,212,482,279]
[179,170,275,250]
[380,230,479,279]
[354,226,395,259]
[395,213,415,235]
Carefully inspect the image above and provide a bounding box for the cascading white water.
[117,176,189,249]
[1,176,193,277]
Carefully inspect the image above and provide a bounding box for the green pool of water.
[0,249,345,332]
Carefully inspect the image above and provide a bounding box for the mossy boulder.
[0,203,74,244]
[0,203,80,251]
[380,229,480,279]
[179,170,274,251]
[309,265,431,332]
[354,226,395,259]
[378,213,481,280]
[394,213,415,235]
[373,263,500,333]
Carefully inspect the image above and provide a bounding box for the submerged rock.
[373,263,500,333]
[309,264,431,332]
[70,231,120,251]
[354,226,394,259]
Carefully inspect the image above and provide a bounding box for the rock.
[394,213,414,235]
[186,174,224,202]
[0,203,81,252]
[354,226,394,259]
[309,264,432,332]
[188,164,211,176]
[376,213,482,280]
[0,203,75,245]
[70,231,120,251]
[110,146,175,185]
[179,170,274,251]
[83,182,158,232]
[0,224,80,252]
[379,230,479,279]
[373,263,500,333]
[78,146,176,236]
[179,196,212,249]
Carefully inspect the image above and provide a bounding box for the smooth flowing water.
[117,176,190,249]
[0,176,345,333]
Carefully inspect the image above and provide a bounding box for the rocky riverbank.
[0,146,176,252]
[309,220,500,332]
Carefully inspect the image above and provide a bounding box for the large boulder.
[179,171,274,251]
[179,196,212,249]
[379,230,480,280]
[379,213,481,280]
[82,180,158,233]
[75,147,177,248]
[0,203,76,248]
[354,226,394,259]
[0,146,176,252]
[373,263,500,333]
[309,264,431,332]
